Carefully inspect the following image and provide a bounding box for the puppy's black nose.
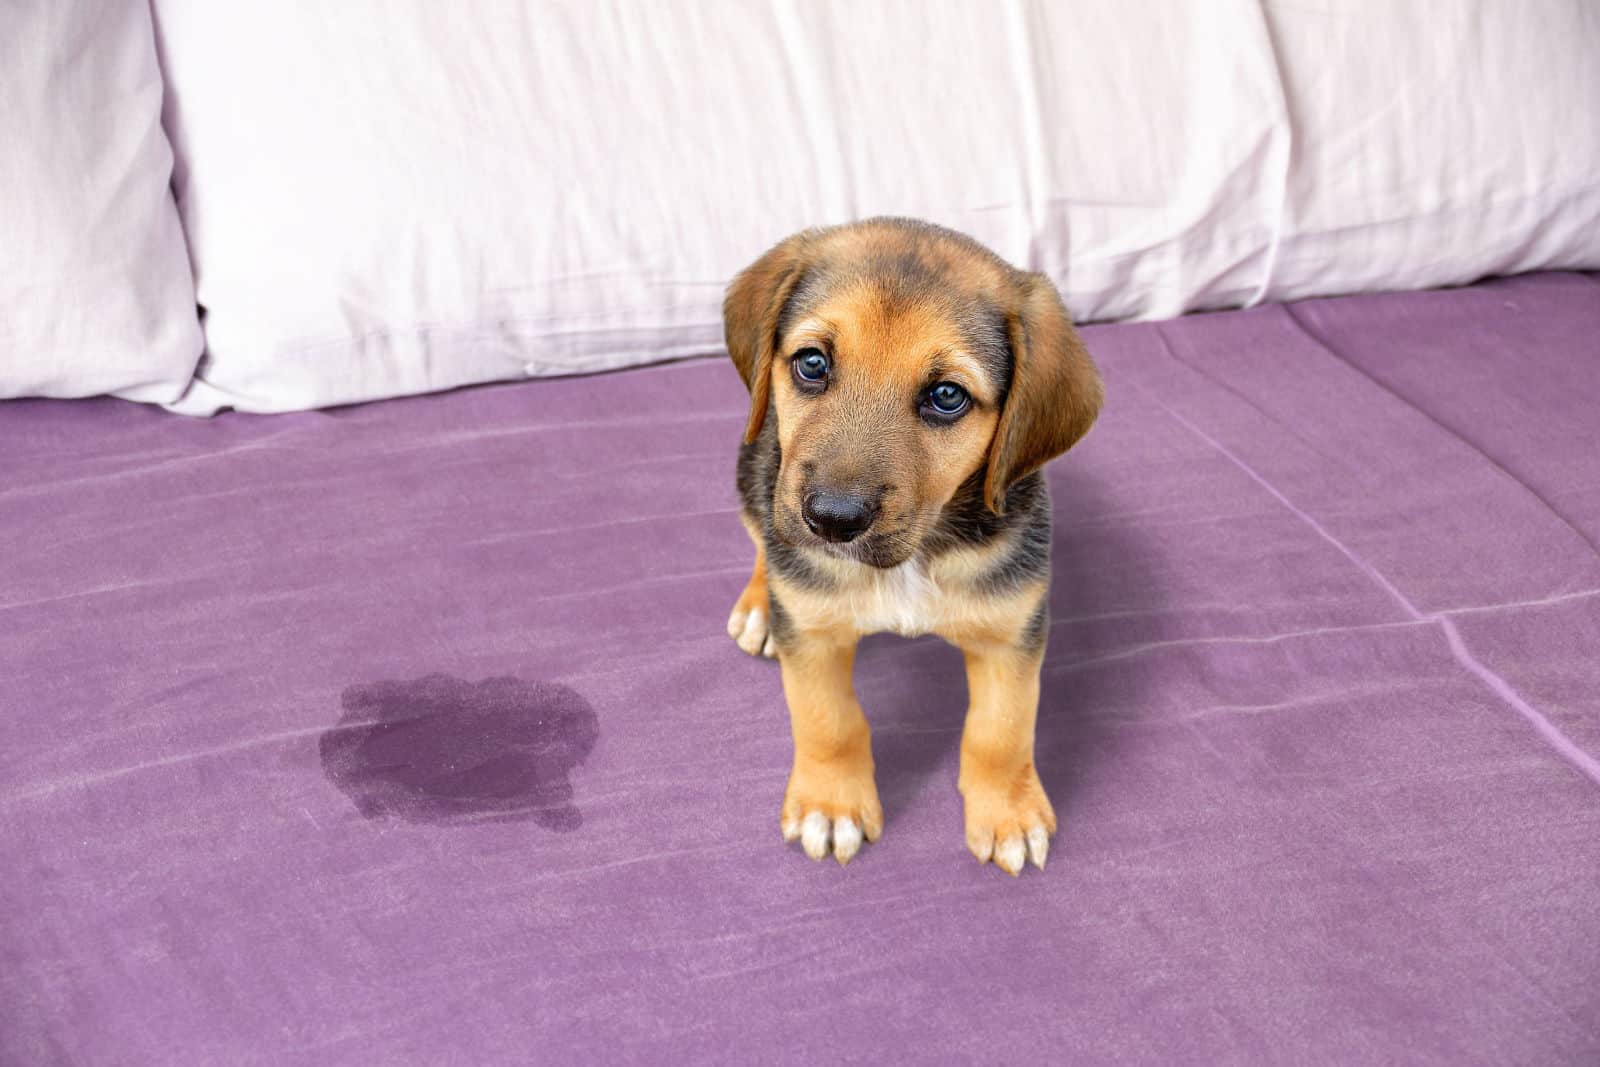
[802,489,880,543]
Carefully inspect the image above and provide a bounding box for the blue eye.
[793,348,830,384]
[926,382,970,417]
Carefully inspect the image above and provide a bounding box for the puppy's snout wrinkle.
[801,488,880,543]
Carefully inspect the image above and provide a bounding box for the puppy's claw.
[861,810,883,842]
[800,812,831,861]
[994,835,1027,876]
[1026,826,1050,870]
[761,635,777,658]
[966,826,995,865]
[781,815,802,843]
[832,817,863,865]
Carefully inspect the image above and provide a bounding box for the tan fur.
[957,642,1055,865]
[986,273,1104,512]
[767,292,1001,560]
[777,634,884,850]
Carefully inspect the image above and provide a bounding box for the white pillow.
[1263,1,1600,302]
[150,1,1600,415]
[0,0,201,403]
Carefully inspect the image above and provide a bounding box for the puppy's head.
[725,218,1101,568]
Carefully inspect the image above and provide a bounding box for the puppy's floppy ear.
[983,271,1103,513]
[724,233,812,443]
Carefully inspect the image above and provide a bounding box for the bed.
[4,271,1597,1064]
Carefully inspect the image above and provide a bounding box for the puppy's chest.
[788,553,1030,642]
[844,562,946,637]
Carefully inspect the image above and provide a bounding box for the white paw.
[727,602,776,658]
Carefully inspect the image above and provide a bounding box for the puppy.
[724,217,1102,875]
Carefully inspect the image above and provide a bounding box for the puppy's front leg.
[726,513,776,658]
[958,626,1056,876]
[776,619,882,865]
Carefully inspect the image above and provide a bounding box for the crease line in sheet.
[1279,300,1600,563]
[0,722,352,805]
[1244,0,1294,307]
[1134,334,1600,787]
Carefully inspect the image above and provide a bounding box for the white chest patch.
[849,561,943,636]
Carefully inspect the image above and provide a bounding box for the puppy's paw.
[726,590,777,658]
[781,757,883,865]
[960,765,1056,876]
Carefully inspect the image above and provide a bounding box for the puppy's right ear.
[982,271,1103,513]
[723,233,811,443]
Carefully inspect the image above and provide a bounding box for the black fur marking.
[765,529,832,590]
[736,416,834,592]
[977,513,1052,598]
[772,265,815,344]
[1019,597,1050,654]
[865,248,944,305]
[962,303,1013,405]
[922,470,1053,595]
[767,591,795,645]
[779,265,839,340]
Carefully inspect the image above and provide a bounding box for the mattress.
[3,273,1598,1065]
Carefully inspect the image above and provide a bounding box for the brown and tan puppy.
[724,217,1102,875]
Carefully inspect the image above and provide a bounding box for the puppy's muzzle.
[802,488,881,543]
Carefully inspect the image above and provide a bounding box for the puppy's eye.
[924,382,970,418]
[792,348,830,385]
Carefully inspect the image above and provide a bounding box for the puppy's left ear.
[724,232,813,443]
[983,272,1103,513]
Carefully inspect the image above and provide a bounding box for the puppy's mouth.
[820,534,915,569]
[775,506,919,569]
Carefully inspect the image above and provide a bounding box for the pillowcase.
[0,0,202,402]
[149,1,1600,415]
[151,0,1286,413]
[1262,1,1600,303]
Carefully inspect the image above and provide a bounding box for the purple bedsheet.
[3,273,1598,1065]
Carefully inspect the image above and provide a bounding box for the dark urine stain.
[319,674,598,831]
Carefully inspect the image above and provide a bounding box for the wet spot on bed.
[319,673,598,831]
